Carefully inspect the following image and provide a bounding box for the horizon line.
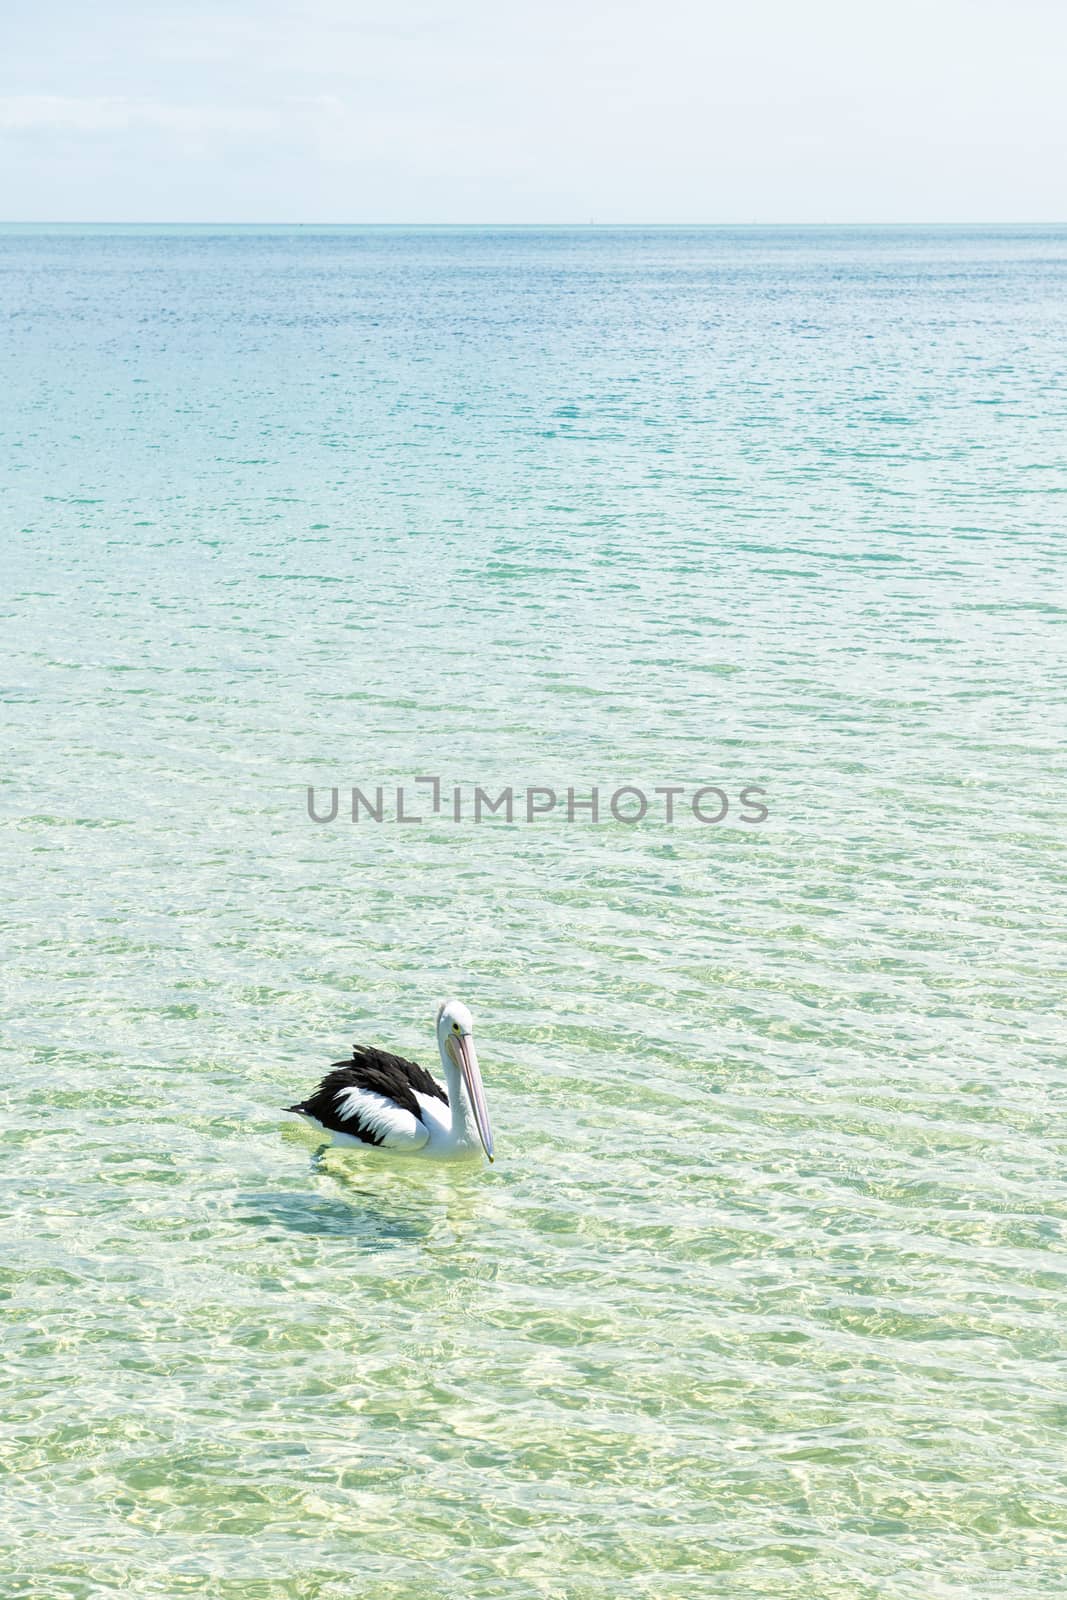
[3,218,1067,229]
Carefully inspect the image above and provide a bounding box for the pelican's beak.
[451,1033,495,1162]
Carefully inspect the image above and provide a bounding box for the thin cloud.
[0,95,277,135]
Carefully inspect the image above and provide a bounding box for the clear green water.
[2,226,1065,1598]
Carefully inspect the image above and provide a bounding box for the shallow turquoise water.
[2,226,1066,1598]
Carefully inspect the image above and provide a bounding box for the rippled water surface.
[2,226,1066,1598]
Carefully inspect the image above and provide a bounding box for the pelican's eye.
[453,1022,461,1032]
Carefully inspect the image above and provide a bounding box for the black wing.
[287,1043,448,1145]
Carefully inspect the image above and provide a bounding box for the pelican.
[285,999,494,1162]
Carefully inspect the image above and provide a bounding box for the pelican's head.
[436,998,494,1162]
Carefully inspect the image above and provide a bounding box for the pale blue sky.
[2,0,1065,222]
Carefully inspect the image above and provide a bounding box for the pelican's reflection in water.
[240,1147,492,1256]
[238,1186,432,1248]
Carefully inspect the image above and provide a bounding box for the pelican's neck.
[438,1034,477,1145]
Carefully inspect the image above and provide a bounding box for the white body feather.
[298,1084,481,1160]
